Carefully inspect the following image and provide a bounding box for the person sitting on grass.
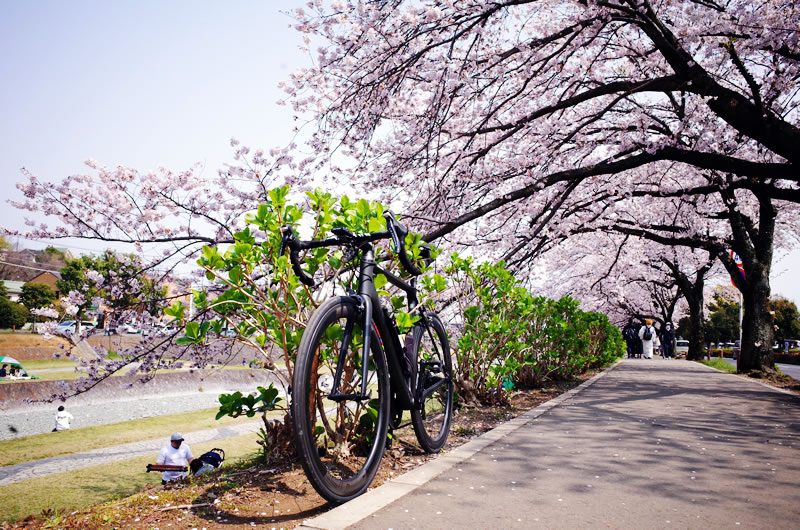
[156,432,194,485]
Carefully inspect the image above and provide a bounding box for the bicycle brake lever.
[279,225,292,257]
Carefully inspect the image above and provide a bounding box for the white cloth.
[639,326,656,359]
[157,443,193,482]
[54,410,74,431]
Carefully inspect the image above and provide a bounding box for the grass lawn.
[0,431,262,523]
[0,370,74,382]
[700,358,737,373]
[0,407,285,467]
[1,367,180,383]
[10,359,78,371]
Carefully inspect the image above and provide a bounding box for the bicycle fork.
[328,295,373,403]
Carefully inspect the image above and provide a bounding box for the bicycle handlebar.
[279,211,424,287]
[384,212,422,276]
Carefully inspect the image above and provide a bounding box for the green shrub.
[172,186,443,454]
[0,298,30,329]
[446,256,623,405]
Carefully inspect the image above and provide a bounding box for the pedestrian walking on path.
[660,321,676,359]
[639,319,657,359]
[621,319,638,358]
[302,359,800,530]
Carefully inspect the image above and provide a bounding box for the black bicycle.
[281,212,454,503]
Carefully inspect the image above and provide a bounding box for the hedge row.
[446,257,624,406]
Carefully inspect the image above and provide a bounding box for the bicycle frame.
[355,243,417,409]
[332,243,446,411]
[281,222,448,412]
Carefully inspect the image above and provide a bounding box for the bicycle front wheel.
[291,296,390,503]
[410,312,453,453]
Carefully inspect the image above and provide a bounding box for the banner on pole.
[730,250,745,286]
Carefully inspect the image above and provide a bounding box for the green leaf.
[368,216,384,232]
[355,198,371,219]
[164,301,185,320]
[184,321,199,338]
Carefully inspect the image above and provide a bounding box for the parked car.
[120,323,141,334]
[55,320,95,336]
[675,339,689,358]
[153,324,178,336]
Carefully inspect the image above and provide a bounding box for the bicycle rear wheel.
[291,296,390,503]
[410,312,453,453]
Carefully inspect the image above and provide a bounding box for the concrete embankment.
[0,368,285,412]
[0,368,287,439]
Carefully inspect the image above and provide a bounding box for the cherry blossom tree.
[7,148,306,396]
[10,144,299,270]
[286,0,800,372]
[536,230,720,359]
[8,0,800,381]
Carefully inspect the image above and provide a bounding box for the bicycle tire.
[291,296,390,503]
[410,312,453,453]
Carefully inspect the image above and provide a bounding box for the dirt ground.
[0,332,69,353]
[1,379,583,530]
[0,332,142,360]
[744,369,800,395]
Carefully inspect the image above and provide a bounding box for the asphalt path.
[301,358,800,530]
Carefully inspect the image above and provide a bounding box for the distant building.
[25,271,62,298]
[0,247,72,282]
[1,273,61,302]
[2,280,25,302]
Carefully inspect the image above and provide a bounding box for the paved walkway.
[0,420,261,486]
[301,359,800,529]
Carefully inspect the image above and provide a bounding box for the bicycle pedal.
[328,391,372,402]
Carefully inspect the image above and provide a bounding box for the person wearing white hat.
[156,432,194,484]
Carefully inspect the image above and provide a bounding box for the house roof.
[1,280,25,293]
[28,271,61,281]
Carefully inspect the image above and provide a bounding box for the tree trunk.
[736,267,774,372]
[686,294,706,361]
[723,189,776,373]
[663,258,712,361]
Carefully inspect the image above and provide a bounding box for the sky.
[0,1,798,305]
[0,0,305,248]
